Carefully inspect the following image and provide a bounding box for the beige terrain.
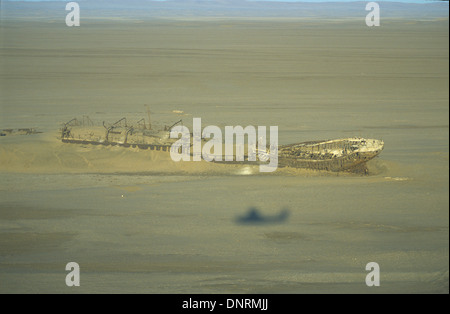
[0,17,448,293]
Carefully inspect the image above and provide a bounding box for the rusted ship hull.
[277,138,384,172]
[278,151,378,172]
[60,117,384,173]
[61,138,174,152]
[60,116,180,152]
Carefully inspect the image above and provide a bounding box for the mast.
[145,104,152,130]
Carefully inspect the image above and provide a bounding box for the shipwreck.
[60,115,384,173]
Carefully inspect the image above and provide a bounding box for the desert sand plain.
[0,16,448,293]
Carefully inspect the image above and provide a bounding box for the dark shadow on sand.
[235,207,290,225]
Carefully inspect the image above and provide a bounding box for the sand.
[0,17,448,293]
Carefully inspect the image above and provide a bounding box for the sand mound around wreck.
[0,132,260,175]
[0,132,387,176]
[0,132,226,175]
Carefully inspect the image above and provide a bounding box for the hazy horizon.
[1,0,448,20]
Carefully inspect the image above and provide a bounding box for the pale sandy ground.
[0,18,448,293]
